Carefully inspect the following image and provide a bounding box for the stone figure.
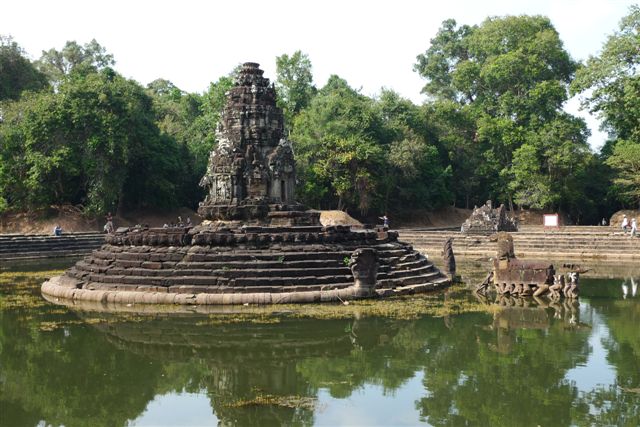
[549,274,565,298]
[443,238,456,278]
[566,272,579,298]
[494,232,515,260]
[349,248,379,297]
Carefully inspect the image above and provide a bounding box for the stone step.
[0,242,103,253]
[377,270,443,288]
[379,264,435,279]
[0,248,99,261]
[74,258,434,280]
[83,281,357,295]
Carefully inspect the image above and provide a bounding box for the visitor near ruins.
[622,215,629,232]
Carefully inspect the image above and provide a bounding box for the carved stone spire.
[198,62,299,221]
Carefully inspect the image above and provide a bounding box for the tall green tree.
[572,6,640,209]
[604,140,640,208]
[292,75,385,213]
[0,68,185,214]
[415,15,591,217]
[572,5,640,143]
[146,75,234,206]
[0,35,48,101]
[275,51,316,128]
[36,39,114,85]
[375,90,452,212]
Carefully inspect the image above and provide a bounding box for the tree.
[0,35,48,101]
[415,15,589,215]
[275,51,316,127]
[0,68,185,214]
[375,89,452,212]
[36,39,114,84]
[292,75,385,213]
[571,5,640,143]
[146,75,234,207]
[605,140,640,208]
[571,6,640,210]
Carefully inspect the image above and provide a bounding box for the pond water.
[1,260,639,426]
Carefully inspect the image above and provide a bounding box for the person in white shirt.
[621,215,629,232]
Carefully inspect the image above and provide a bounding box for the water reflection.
[621,277,638,299]
[1,274,639,426]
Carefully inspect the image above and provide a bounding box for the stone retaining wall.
[0,232,104,261]
[399,226,640,260]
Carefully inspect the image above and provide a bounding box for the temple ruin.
[42,63,450,306]
[460,200,518,234]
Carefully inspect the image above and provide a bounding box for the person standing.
[105,212,114,234]
[621,215,629,233]
[379,215,389,229]
[631,218,637,238]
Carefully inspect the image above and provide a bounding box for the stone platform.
[42,225,450,305]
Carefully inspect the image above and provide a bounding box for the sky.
[2,0,637,150]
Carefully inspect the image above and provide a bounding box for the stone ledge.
[42,274,450,306]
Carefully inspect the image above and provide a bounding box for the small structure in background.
[460,200,517,234]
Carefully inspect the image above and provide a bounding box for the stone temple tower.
[198,62,303,222]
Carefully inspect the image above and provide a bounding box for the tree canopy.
[414,15,600,221]
[0,36,48,101]
[572,5,640,208]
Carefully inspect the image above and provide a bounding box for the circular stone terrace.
[41,225,451,305]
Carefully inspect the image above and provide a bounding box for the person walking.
[630,218,637,238]
[621,215,629,233]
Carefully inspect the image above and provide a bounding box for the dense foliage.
[572,5,640,209]
[1,7,639,222]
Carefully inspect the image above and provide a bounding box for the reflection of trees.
[3,294,628,426]
[0,310,160,427]
[416,310,591,426]
[295,318,424,398]
[95,315,354,426]
[574,292,640,426]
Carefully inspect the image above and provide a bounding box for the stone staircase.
[66,240,449,295]
[398,226,640,261]
[0,232,105,261]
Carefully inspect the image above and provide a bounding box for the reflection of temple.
[198,62,301,221]
[89,315,406,426]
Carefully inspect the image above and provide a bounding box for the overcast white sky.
[3,0,637,150]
